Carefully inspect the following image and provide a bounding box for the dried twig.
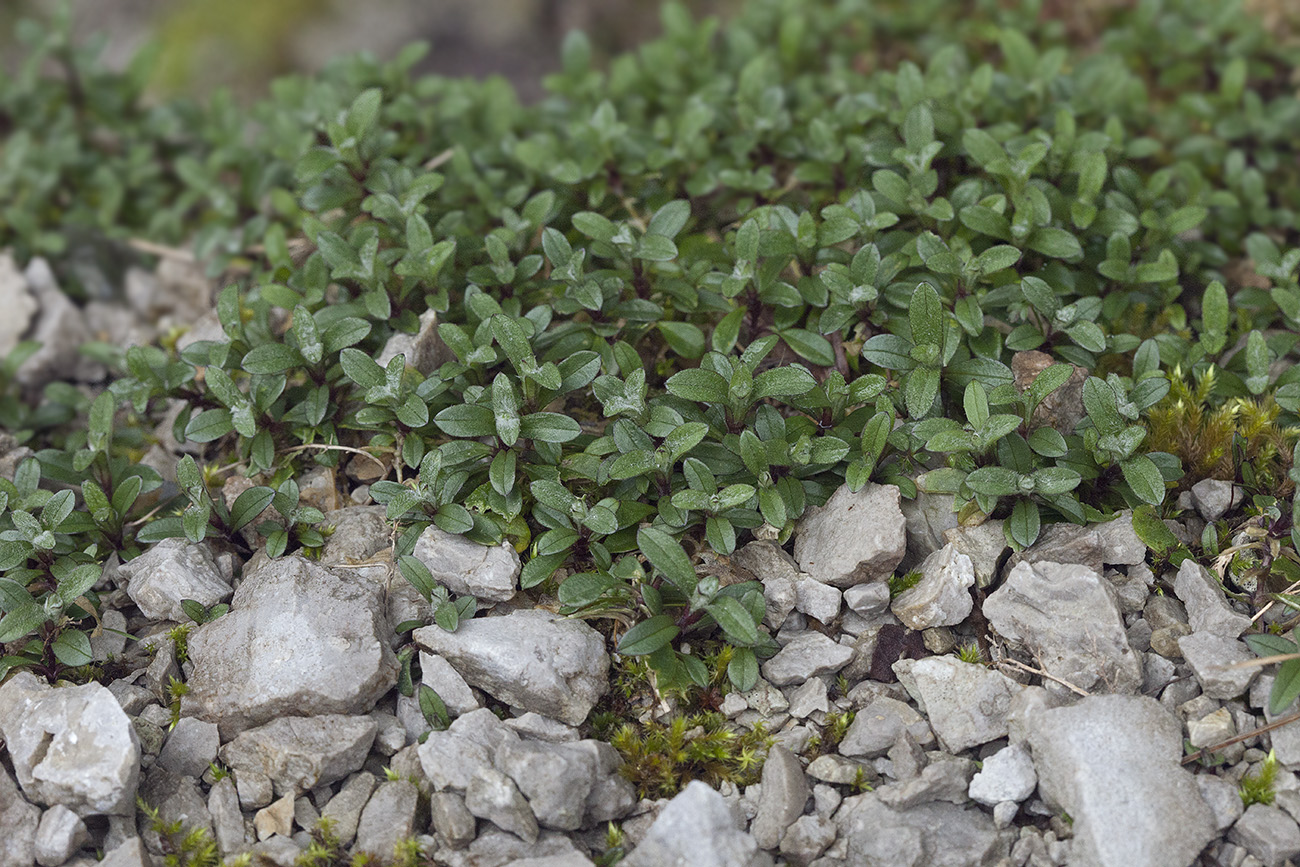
[1182,708,1300,765]
[998,658,1091,697]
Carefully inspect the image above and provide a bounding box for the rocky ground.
[3,251,1300,867]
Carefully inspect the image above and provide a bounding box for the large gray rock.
[182,555,399,738]
[751,746,810,850]
[0,764,39,867]
[412,524,521,602]
[354,780,421,864]
[0,673,140,816]
[836,792,1006,866]
[0,252,38,361]
[794,483,907,588]
[1026,695,1216,867]
[983,560,1142,695]
[34,804,91,867]
[1173,559,1252,639]
[838,696,931,759]
[418,730,495,793]
[1178,631,1259,699]
[1228,803,1300,867]
[890,543,974,630]
[118,538,232,623]
[414,610,608,726]
[1190,479,1242,522]
[761,632,853,687]
[893,656,1023,753]
[622,781,771,867]
[1011,512,1146,575]
[219,715,378,795]
[495,740,594,831]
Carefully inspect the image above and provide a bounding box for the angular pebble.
[220,714,378,795]
[1173,559,1252,639]
[894,655,1023,753]
[890,543,974,630]
[118,538,232,623]
[1179,632,1259,699]
[622,781,766,867]
[761,632,853,687]
[794,483,907,588]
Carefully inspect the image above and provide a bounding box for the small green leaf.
[637,527,697,595]
[706,596,759,645]
[665,368,729,403]
[1270,658,1300,716]
[658,322,705,359]
[51,630,93,667]
[727,646,759,691]
[1121,455,1166,506]
[418,684,450,730]
[618,614,679,656]
[399,555,436,602]
[519,413,582,443]
[1007,499,1041,549]
[340,348,385,389]
[435,404,496,438]
[230,487,276,532]
[909,283,944,350]
[242,343,303,375]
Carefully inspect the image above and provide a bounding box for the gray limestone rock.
[182,555,398,739]
[761,632,853,687]
[0,765,40,867]
[414,610,608,726]
[430,792,477,849]
[98,838,152,867]
[207,776,246,856]
[319,771,377,847]
[1026,694,1216,867]
[778,814,836,866]
[843,582,890,617]
[0,252,38,360]
[794,483,907,588]
[983,560,1142,695]
[893,656,1024,753]
[118,538,232,623]
[1191,479,1243,522]
[418,730,494,792]
[839,696,931,759]
[582,741,639,825]
[1229,804,1300,867]
[34,804,91,867]
[465,767,539,843]
[138,768,214,852]
[943,520,1008,589]
[0,673,140,816]
[1179,632,1259,700]
[901,486,960,566]
[505,713,580,743]
[968,743,1037,806]
[377,308,452,376]
[495,739,595,831]
[319,506,391,570]
[751,746,810,850]
[891,543,974,630]
[836,792,1006,866]
[622,781,771,867]
[355,780,420,864]
[156,717,220,778]
[875,756,976,810]
[440,829,591,867]
[219,715,378,796]
[1196,774,1244,833]
[787,677,830,719]
[733,541,815,628]
[1173,559,1253,639]
[412,524,520,602]
[419,652,481,716]
[1012,511,1146,575]
[17,258,104,387]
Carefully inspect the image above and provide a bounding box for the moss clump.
[601,711,770,799]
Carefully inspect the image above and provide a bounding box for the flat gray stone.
[414,610,608,726]
[0,673,140,816]
[786,678,830,719]
[891,543,974,630]
[1012,512,1146,574]
[182,555,398,739]
[968,743,1036,806]
[118,538,232,623]
[430,792,477,850]
[98,837,152,867]
[839,696,931,759]
[943,521,1008,589]
[1173,559,1252,639]
[355,780,420,862]
[0,252,38,361]
[794,483,907,588]
[761,632,853,687]
[1195,774,1243,833]
[1229,804,1300,867]
[1191,479,1242,522]
[413,524,520,602]
[34,804,90,867]
[901,487,960,566]
[156,717,220,778]
[983,560,1142,695]
[778,814,836,866]
[319,771,377,847]
[219,714,378,796]
[207,776,246,856]
[465,767,539,843]
[495,739,595,831]
[377,308,451,376]
[792,574,841,624]
[1026,694,1216,867]
[843,582,890,616]
[622,781,770,867]
[837,792,1005,866]
[419,652,481,716]
[1179,632,1259,699]
[0,764,39,867]
[751,746,809,849]
[875,756,976,810]
[893,656,1023,753]
[418,730,494,792]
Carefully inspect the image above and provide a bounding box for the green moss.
[605,712,771,799]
